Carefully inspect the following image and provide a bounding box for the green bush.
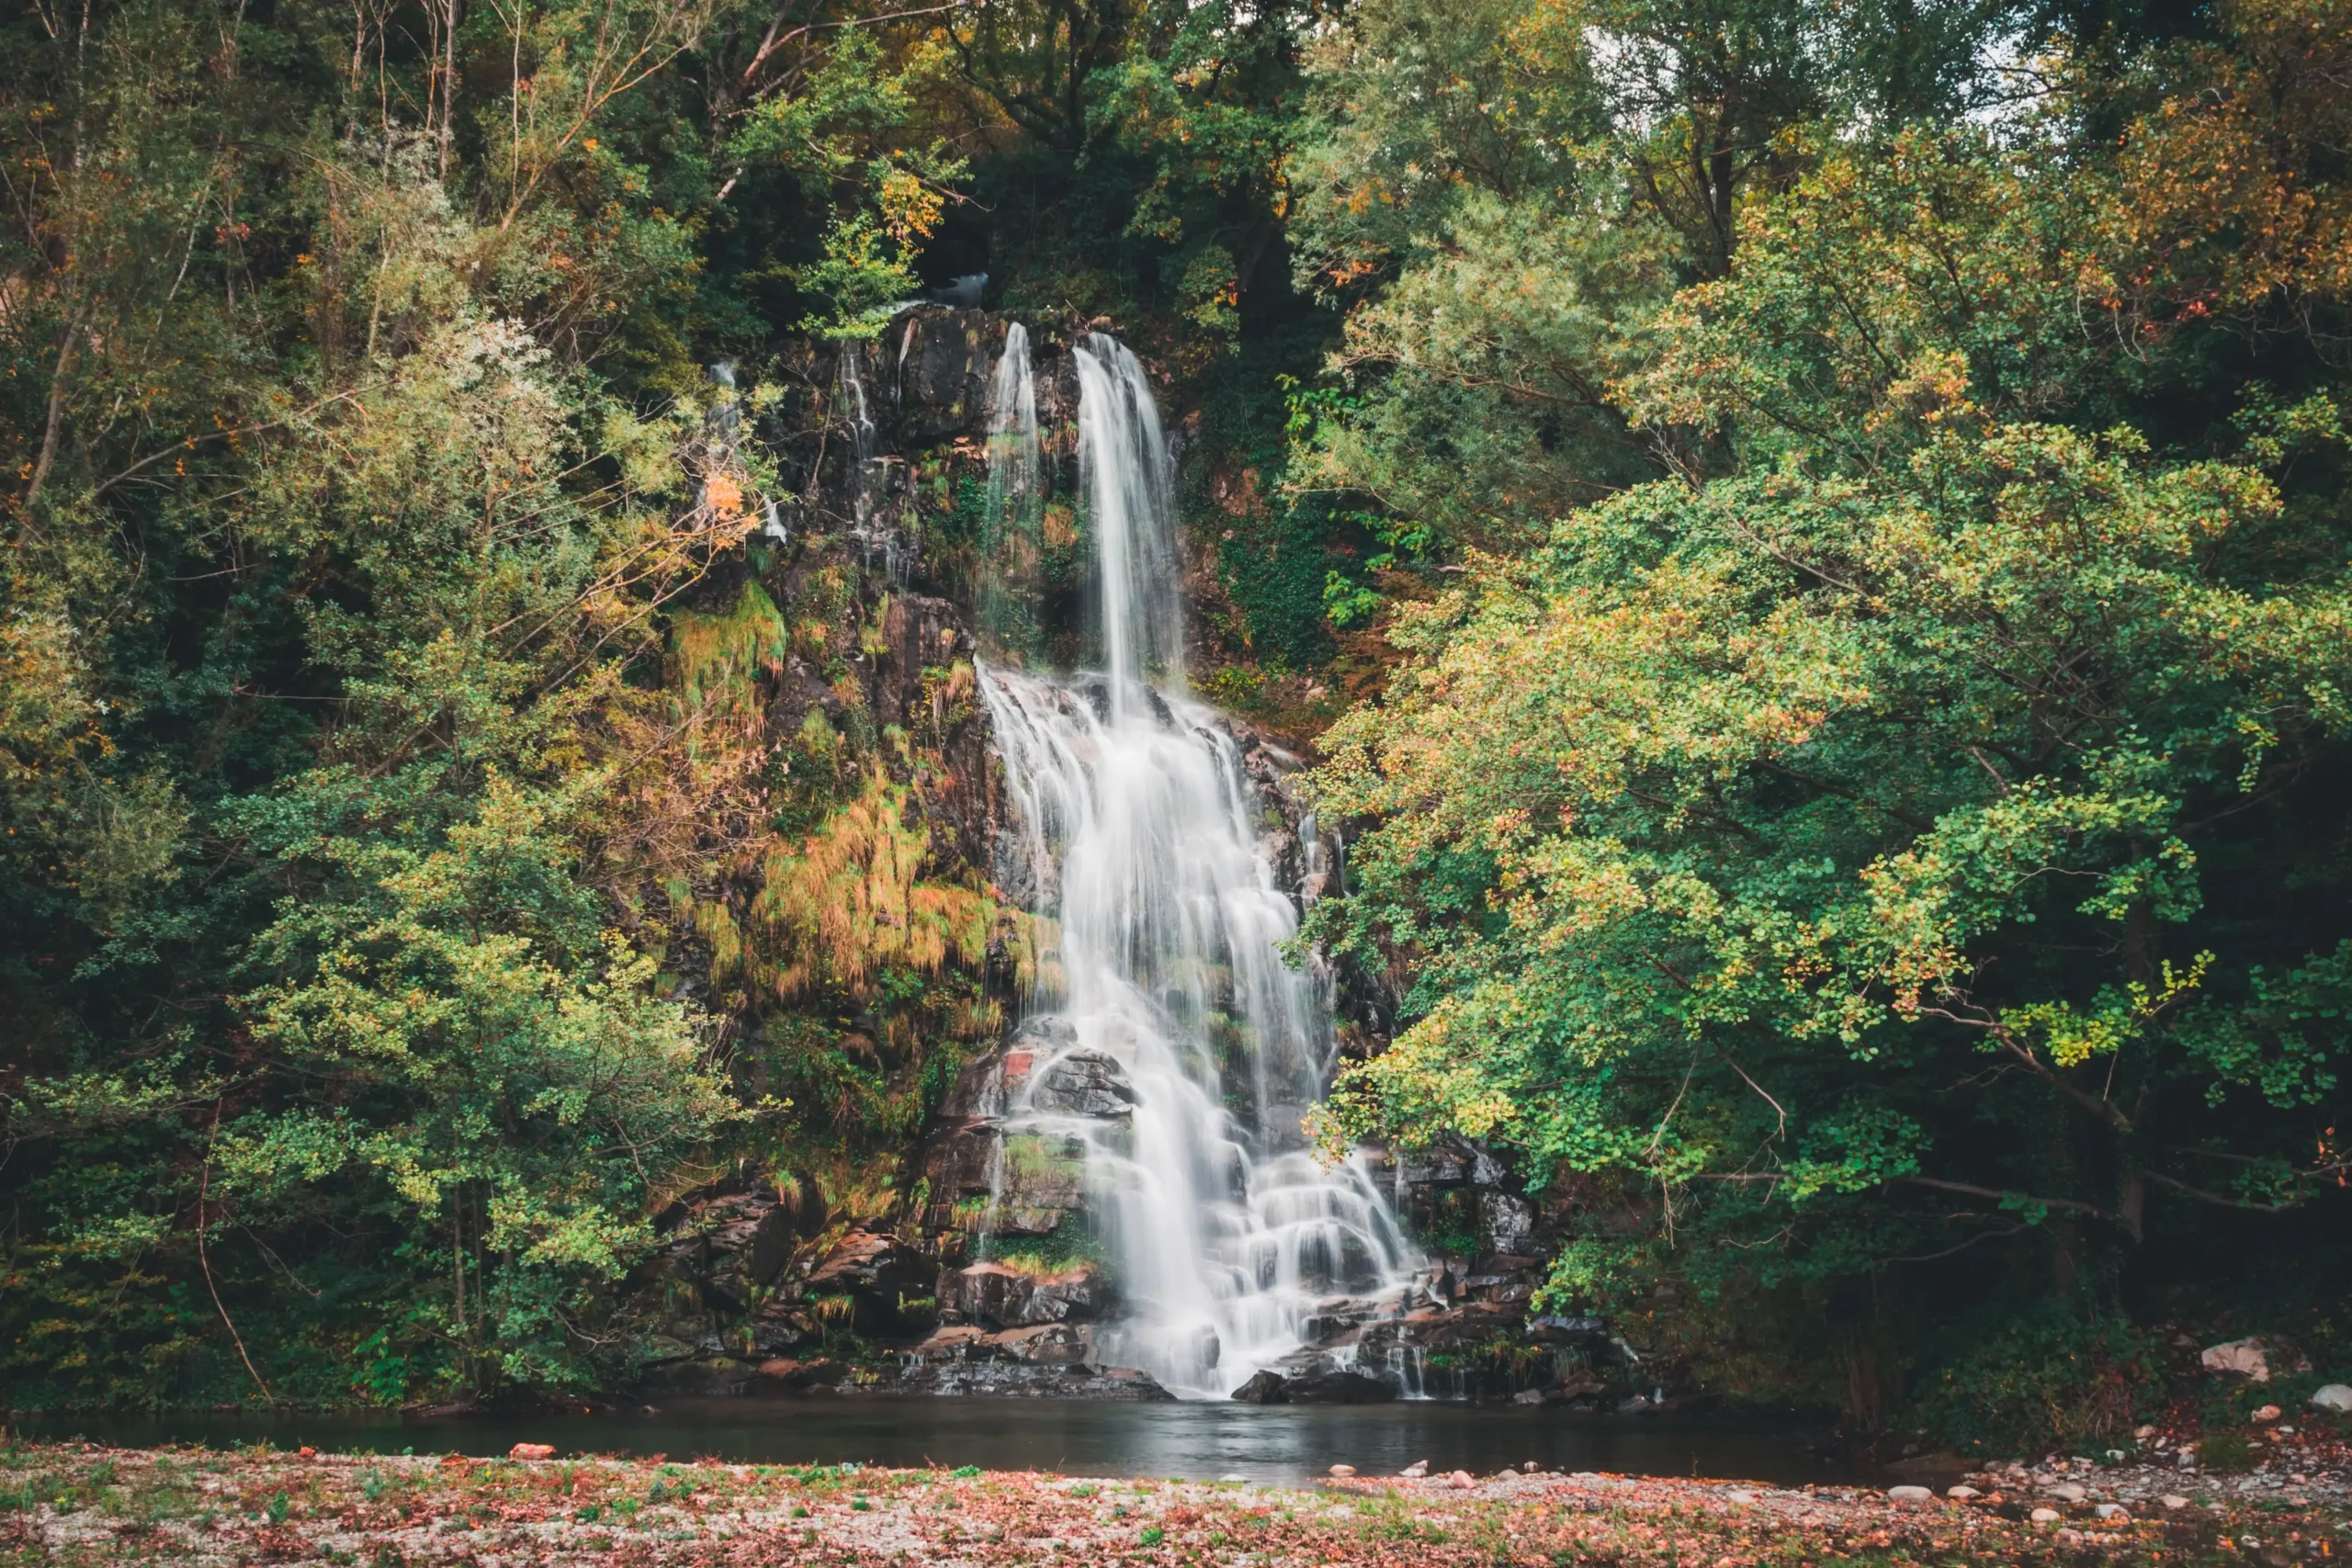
[1908,1309,2165,1456]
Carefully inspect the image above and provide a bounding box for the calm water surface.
[20,1398,1852,1486]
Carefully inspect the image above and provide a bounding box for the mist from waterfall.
[977,331,1417,1398]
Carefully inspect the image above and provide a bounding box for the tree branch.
[1896,1175,2107,1218]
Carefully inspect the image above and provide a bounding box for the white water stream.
[976,333,1416,1397]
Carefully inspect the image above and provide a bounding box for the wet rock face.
[916,1016,1135,1240]
[1284,1371,1396,1404]
[894,1359,1177,1400]
[806,1228,925,1294]
[941,1261,1114,1328]
[1031,1049,1137,1119]
[631,1180,837,1364]
[910,1320,1090,1364]
[899,1319,1179,1399]
[888,310,996,446]
[1230,1370,1288,1404]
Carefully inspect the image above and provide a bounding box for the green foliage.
[1283,0,2018,562]
[2,0,2341,1427]
[1306,0,2352,1412]
[0,0,983,1408]
[1909,1309,2165,1454]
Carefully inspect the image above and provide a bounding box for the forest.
[1,0,2348,1452]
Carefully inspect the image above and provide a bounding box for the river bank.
[2,1441,2343,1566]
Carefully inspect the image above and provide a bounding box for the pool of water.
[17,1397,1855,1486]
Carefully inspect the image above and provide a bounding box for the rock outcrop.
[939,1260,1114,1328]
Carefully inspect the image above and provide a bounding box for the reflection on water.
[18,1398,1849,1485]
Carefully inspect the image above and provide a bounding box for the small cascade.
[975,329,1418,1398]
[1069,334,1183,706]
[835,340,908,580]
[978,322,1046,663]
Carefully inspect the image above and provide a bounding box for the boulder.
[2311,1383,2352,1414]
[893,1359,1176,1401]
[982,1323,1093,1366]
[910,1325,989,1358]
[1886,1485,1935,1505]
[640,1356,755,1396]
[1029,1048,1137,1119]
[806,1229,920,1293]
[737,1203,802,1286]
[940,1261,1113,1328]
[746,1293,807,1356]
[1230,1370,1288,1404]
[1283,1371,1395,1404]
[509,1443,556,1461]
[2201,1337,2272,1382]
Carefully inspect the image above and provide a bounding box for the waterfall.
[976,331,1416,1398]
[1069,334,1183,710]
[835,340,905,579]
[978,323,1044,663]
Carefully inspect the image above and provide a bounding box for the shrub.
[1908,1308,2165,1455]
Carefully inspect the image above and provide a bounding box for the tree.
[1306,1,2352,1420]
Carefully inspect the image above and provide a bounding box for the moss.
[670,582,789,739]
[986,1221,1107,1276]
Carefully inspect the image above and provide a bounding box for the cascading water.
[977,332,1418,1397]
[978,323,1045,663]
[836,340,908,580]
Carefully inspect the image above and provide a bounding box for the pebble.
[2253,1404,2283,1423]
[508,1443,556,1461]
[1947,1485,1981,1499]
[2031,1507,2063,1524]
[1725,1489,1757,1504]
[2163,1495,2191,1509]
[1447,1471,1476,1489]
[2312,1384,2352,1415]
[2043,1483,2088,1503]
[1885,1485,1935,1504]
[1218,1473,1247,1483]
[2094,1503,2131,1521]
[1328,1465,1355,1478]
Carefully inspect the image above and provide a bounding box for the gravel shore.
[1,1441,2345,1565]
